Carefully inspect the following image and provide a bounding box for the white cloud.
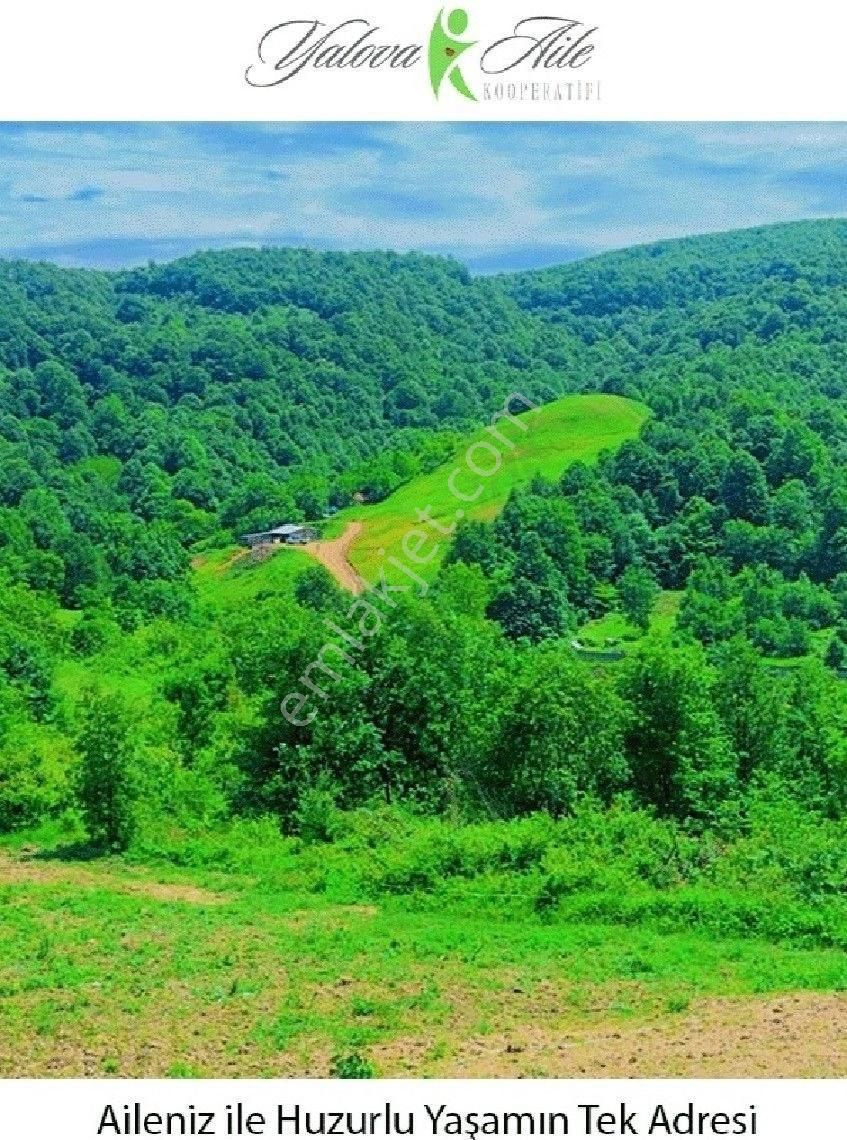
[0,122,845,269]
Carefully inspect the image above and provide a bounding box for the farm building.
[241,523,318,548]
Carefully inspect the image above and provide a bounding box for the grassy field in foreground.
[330,393,649,584]
[2,809,847,1078]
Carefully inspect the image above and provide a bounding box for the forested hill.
[503,218,847,318]
[0,247,581,485]
[498,217,847,414]
[1,219,847,621]
[3,216,847,840]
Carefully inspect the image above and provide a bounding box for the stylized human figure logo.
[428,8,477,101]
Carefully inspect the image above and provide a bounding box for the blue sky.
[0,123,845,273]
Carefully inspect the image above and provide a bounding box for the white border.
[1,0,845,121]
[0,1079,839,1138]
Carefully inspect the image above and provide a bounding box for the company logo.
[245,13,600,106]
[428,8,477,102]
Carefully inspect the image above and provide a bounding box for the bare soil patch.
[0,850,227,906]
[374,991,847,1077]
[2,847,842,1078]
[302,522,366,594]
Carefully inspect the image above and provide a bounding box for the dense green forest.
[1,219,847,860]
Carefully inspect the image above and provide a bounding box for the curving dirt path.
[303,521,366,595]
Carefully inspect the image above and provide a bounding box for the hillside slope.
[2,219,847,615]
[4,222,847,1079]
[325,393,648,586]
[502,219,847,319]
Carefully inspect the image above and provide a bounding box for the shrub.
[0,734,75,832]
[329,1051,376,1078]
[76,692,139,852]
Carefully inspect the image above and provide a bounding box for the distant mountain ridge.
[1,218,846,609]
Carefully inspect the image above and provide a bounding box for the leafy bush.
[329,1051,376,1078]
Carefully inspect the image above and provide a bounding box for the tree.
[487,533,574,643]
[618,564,659,632]
[445,518,504,576]
[720,452,770,523]
[620,641,738,824]
[294,565,346,615]
[480,644,629,817]
[776,662,847,817]
[76,692,139,850]
[767,423,821,486]
[824,634,847,672]
[711,637,791,782]
[162,655,234,757]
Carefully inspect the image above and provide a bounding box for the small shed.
[241,523,318,548]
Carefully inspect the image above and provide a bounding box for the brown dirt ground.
[0,850,227,906]
[302,521,366,594]
[4,949,843,1077]
[397,991,847,1077]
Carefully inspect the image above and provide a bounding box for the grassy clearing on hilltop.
[577,591,683,650]
[189,393,648,595]
[329,394,649,585]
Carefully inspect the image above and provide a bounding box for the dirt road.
[303,521,366,594]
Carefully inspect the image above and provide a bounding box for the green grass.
[54,658,155,706]
[575,595,843,678]
[191,544,313,608]
[2,807,846,1077]
[330,393,649,585]
[767,629,835,669]
[578,592,683,650]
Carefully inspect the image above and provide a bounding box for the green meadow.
[333,394,649,584]
[2,803,847,1078]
